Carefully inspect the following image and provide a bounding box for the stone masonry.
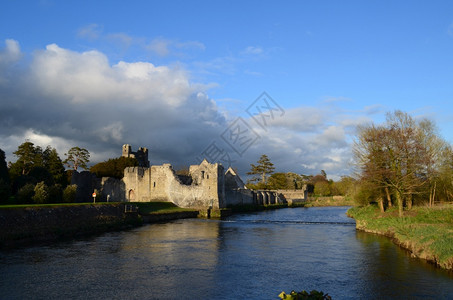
[73,145,306,209]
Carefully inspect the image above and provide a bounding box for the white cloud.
[106,33,133,48]
[0,40,226,167]
[0,39,366,179]
[147,38,170,56]
[241,46,264,55]
[176,40,205,51]
[363,104,384,115]
[147,38,206,57]
[77,24,103,41]
[266,106,325,132]
[0,39,21,64]
[30,43,193,106]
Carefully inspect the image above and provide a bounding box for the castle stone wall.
[276,189,308,205]
[225,189,255,206]
[100,177,126,202]
[148,160,225,209]
[122,167,152,202]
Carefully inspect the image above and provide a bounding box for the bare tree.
[354,111,448,216]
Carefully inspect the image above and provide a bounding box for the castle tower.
[122,144,149,167]
[122,144,132,158]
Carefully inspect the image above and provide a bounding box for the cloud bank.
[0,39,363,180]
[0,40,226,165]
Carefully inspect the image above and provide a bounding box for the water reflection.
[1,207,452,299]
[354,230,453,299]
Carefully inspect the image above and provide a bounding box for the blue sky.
[1,1,453,180]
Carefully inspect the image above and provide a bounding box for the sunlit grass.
[131,202,196,214]
[348,204,453,269]
[0,202,119,209]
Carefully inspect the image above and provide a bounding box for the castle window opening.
[153,182,156,188]
[202,171,205,179]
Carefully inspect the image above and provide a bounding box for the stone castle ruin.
[72,145,307,210]
[122,144,150,167]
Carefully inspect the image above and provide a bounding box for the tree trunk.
[432,182,436,207]
[407,193,412,210]
[385,187,392,208]
[429,182,436,207]
[396,191,403,217]
[378,196,385,213]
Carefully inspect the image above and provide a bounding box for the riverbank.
[298,196,354,207]
[0,202,198,248]
[347,204,453,270]
[0,203,140,248]
[0,199,355,248]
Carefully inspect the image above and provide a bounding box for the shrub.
[0,178,11,204]
[63,184,77,203]
[33,181,49,204]
[17,183,35,204]
[48,184,63,203]
[314,181,331,196]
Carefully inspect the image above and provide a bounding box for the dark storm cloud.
[0,39,361,179]
[0,41,227,168]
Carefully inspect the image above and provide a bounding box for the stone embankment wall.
[276,189,308,205]
[0,204,137,247]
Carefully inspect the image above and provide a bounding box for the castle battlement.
[122,144,150,167]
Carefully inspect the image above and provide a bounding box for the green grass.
[0,201,196,216]
[131,202,196,214]
[0,202,120,209]
[348,204,453,269]
[303,196,355,207]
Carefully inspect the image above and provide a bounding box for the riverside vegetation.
[347,111,453,270]
[348,204,453,270]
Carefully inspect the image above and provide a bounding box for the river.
[1,206,452,299]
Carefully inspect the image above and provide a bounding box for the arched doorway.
[128,189,135,201]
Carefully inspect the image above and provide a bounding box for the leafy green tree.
[12,141,43,176]
[16,183,35,204]
[247,154,275,185]
[64,147,90,171]
[33,181,49,204]
[268,173,288,189]
[353,111,448,216]
[63,184,77,203]
[314,181,331,196]
[90,156,138,179]
[9,142,47,193]
[43,147,66,185]
[48,184,63,203]
[285,172,304,189]
[0,149,9,183]
[0,149,11,202]
[332,176,356,196]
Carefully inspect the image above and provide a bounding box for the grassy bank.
[0,202,119,209]
[347,204,453,270]
[301,196,355,207]
[131,202,197,215]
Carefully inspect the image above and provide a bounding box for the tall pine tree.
[247,154,275,185]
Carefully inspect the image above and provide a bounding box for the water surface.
[1,206,452,299]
